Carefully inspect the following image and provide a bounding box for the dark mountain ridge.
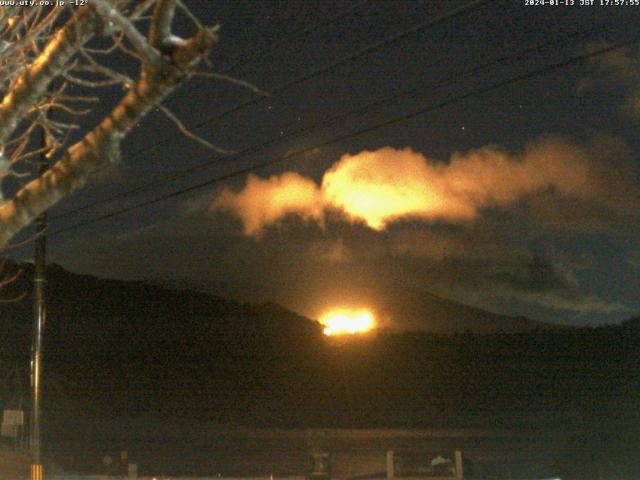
[1,262,639,477]
[0,261,636,426]
[369,286,559,334]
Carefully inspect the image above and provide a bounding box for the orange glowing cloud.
[213,172,323,235]
[212,138,611,235]
[321,148,463,229]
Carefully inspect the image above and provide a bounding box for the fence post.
[386,451,394,480]
[455,450,463,479]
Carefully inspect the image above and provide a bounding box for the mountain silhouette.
[1,262,639,476]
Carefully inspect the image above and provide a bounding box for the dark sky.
[22,1,640,327]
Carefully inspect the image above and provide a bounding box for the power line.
[51,38,638,236]
[51,21,605,222]
[221,0,370,75]
[122,0,492,160]
[51,0,488,221]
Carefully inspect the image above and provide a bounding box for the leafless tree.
[0,0,242,249]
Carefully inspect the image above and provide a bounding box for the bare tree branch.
[176,0,204,29]
[0,7,18,32]
[157,104,235,154]
[0,256,26,303]
[0,260,22,289]
[0,6,100,145]
[149,0,177,50]
[62,70,126,88]
[79,48,134,86]
[0,23,218,246]
[91,0,162,65]
[82,30,124,55]
[0,1,256,252]
[56,94,100,104]
[130,0,158,21]
[195,71,269,96]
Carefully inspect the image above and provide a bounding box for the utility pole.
[31,121,49,480]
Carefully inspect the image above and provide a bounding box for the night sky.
[20,1,640,327]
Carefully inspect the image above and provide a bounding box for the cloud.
[307,238,350,264]
[524,134,639,233]
[387,226,526,264]
[515,291,631,315]
[583,42,640,117]
[626,241,640,269]
[272,222,632,318]
[422,249,631,316]
[213,137,634,235]
[459,252,631,315]
[213,172,323,236]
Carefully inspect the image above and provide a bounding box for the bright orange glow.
[321,148,449,230]
[319,309,376,336]
[212,172,323,236]
[213,141,600,235]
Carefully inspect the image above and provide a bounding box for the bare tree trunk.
[0,7,99,145]
[0,1,220,248]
